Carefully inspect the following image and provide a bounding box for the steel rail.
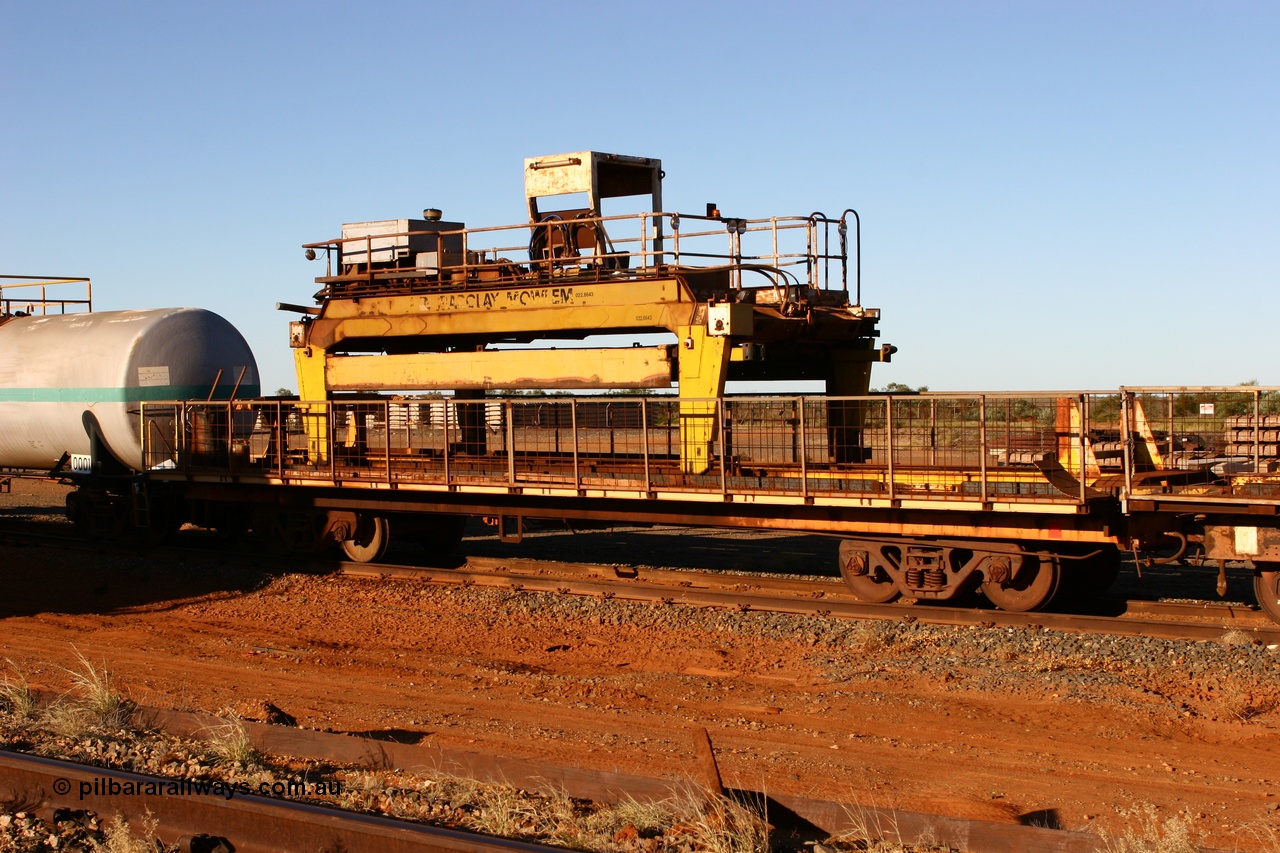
[1118,597,1270,623]
[1,523,1274,640]
[0,730,1119,853]
[0,528,1248,851]
[0,751,564,853]
[339,557,1280,643]
[458,554,1273,626]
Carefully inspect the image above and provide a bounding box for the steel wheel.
[838,540,901,604]
[982,553,1060,612]
[341,516,390,563]
[1254,569,1280,625]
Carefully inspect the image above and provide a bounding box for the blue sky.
[3,1,1276,393]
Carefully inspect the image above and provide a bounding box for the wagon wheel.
[1254,567,1280,625]
[342,516,390,563]
[981,552,1061,612]
[838,540,901,604]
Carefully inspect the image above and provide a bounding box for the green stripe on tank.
[0,384,263,403]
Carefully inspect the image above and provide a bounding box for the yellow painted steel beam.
[1057,398,1102,479]
[306,279,696,349]
[676,323,731,475]
[294,347,328,401]
[322,279,686,318]
[324,347,674,391]
[293,346,331,462]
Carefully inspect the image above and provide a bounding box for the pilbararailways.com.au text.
[60,776,342,801]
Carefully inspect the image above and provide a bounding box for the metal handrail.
[143,388,1280,516]
[0,275,92,315]
[302,210,854,294]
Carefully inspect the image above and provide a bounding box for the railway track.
[2,515,1276,849]
[0,751,568,853]
[2,520,1275,644]
[339,554,1280,644]
[0,717,1118,853]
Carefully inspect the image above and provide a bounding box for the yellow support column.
[293,346,330,465]
[827,347,875,463]
[676,324,731,475]
[1056,398,1101,480]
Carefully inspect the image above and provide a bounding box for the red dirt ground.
[2,477,1278,849]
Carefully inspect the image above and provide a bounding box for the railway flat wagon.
[7,156,1280,623]
[132,153,1280,623]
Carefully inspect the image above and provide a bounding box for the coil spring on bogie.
[905,566,948,589]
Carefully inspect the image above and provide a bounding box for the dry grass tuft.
[662,787,771,853]
[828,802,957,852]
[1100,804,1202,853]
[88,811,160,853]
[1207,681,1279,722]
[203,713,261,767]
[0,661,37,720]
[467,783,539,838]
[327,770,770,852]
[1219,629,1255,647]
[582,794,670,838]
[61,650,135,731]
[1235,819,1280,853]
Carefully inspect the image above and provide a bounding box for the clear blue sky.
[3,1,1276,394]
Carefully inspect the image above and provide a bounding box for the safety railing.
[1115,386,1280,498]
[140,387,1280,509]
[302,209,859,301]
[0,276,92,316]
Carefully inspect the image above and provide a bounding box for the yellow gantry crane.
[286,152,892,473]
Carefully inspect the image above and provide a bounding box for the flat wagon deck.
[139,385,1280,618]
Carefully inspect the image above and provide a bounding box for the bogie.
[836,537,1054,609]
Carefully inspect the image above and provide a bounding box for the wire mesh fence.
[140,387,1280,505]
